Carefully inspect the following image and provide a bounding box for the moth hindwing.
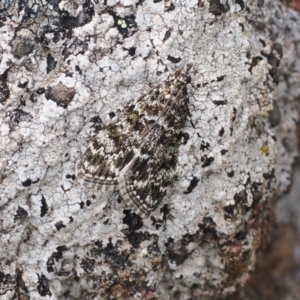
[77,66,191,217]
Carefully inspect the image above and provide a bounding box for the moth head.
[174,69,192,85]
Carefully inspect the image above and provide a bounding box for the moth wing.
[76,94,163,193]
[118,127,178,217]
[76,126,134,191]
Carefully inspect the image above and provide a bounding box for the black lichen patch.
[163,217,223,268]
[264,43,282,84]
[127,46,136,56]
[163,29,172,42]
[263,168,276,189]
[21,179,32,187]
[179,132,190,145]
[150,205,172,230]
[200,141,210,151]
[224,204,236,217]
[231,107,237,122]
[147,239,160,258]
[220,149,228,155]
[123,229,151,248]
[209,0,226,16]
[0,271,16,294]
[45,82,76,108]
[201,216,216,229]
[108,10,138,38]
[55,221,66,231]
[80,258,95,274]
[166,243,189,266]
[199,217,217,243]
[90,240,133,270]
[212,99,228,105]
[247,56,263,73]
[235,0,245,10]
[59,0,94,30]
[251,190,262,207]
[0,14,6,27]
[217,75,226,82]
[18,79,28,89]
[219,127,225,136]
[36,87,45,94]
[198,0,205,8]
[7,1,94,47]
[165,231,204,266]
[123,209,143,231]
[184,176,200,194]
[46,53,57,73]
[6,109,32,123]
[66,174,76,180]
[231,189,252,214]
[14,206,28,224]
[75,65,82,74]
[90,116,102,123]
[165,238,189,266]
[167,55,181,63]
[37,274,52,297]
[164,235,187,265]
[251,182,262,207]
[227,170,234,178]
[40,195,48,217]
[0,73,10,104]
[47,246,68,273]
[29,93,37,103]
[165,2,175,12]
[234,189,248,206]
[201,156,214,167]
[109,111,116,119]
[122,211,154,248]
[52,32,60,43]
[160,204,170,223]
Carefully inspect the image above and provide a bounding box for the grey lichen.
[0,0,299,299]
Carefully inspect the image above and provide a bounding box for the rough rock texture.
[0,0,299,299]
[234,0,300,299]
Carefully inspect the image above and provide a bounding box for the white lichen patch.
[0,0,299,299]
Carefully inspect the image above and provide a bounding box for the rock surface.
[0,0,299,299]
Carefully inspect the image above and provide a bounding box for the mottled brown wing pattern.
[76,66,191,217]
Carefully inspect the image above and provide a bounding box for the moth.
[76,65,192,217]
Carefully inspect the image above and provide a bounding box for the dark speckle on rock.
[123,210,143,231]
[37,274,52,297]
[46,53,57,73]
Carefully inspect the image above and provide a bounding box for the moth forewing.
[77,67,191,217]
